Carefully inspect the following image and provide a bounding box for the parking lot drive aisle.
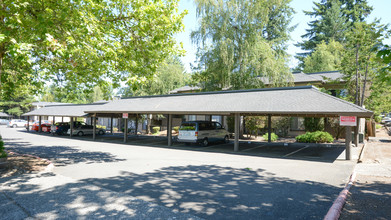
[0,126,356,219]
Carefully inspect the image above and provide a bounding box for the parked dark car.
[51,122,71,135]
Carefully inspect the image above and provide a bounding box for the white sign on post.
[340,116,357,126]
[122,113,128,119]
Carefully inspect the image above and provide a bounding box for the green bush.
[296,131,333,143]
[374,116,382,123]
[262,133,278,142]
[376,124,382,129]
[173,126,179,133]
[152,126,160,134]
[96,125,106,129]
[304,117,324,132]
[0,135,7,159]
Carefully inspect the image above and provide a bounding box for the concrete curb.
[357,142,367,163]
[7,151,54,172]
[324,171,356,220]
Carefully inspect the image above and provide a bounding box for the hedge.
[296,131,333,143]
[0,135,7,158]
[262,132,278,142]
[152,126,160,134]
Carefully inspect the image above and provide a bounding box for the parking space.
[20,130,346,162]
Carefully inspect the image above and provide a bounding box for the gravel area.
[340,127,391,220]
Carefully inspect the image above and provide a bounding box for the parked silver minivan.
[177,121,230,146]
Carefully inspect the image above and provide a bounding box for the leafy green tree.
[191,0,294,91]
[119,57,189,97]
[0,0,186,101]
[340,21,387,107]
[303,40,344,73]
[0,92,34,117]
[296,0,373,69]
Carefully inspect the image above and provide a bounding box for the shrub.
[96,125,106,129]
[173,126,179,133]
[304,117,324,132]
[152,126,160,134]
[376,124,381,129]
[0,136,7,159]
[374,116,382,123]
[296,131,333,143]
[262,132,278,142]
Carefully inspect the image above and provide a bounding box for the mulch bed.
[0,153,50,178]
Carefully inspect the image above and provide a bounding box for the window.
[215,122,222,129]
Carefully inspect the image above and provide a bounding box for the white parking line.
[241,144,267,152]
[283,146,310,157]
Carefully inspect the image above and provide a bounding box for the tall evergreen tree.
[191,0,294,91]
[296,0,373,69]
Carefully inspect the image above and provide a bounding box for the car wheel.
[98,130,104,135]
[77,131,84,137]
[223,135,229,143]
[13,124,17,128]
[201,138,209,147]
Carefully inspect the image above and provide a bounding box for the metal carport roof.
[22,103,108,117]
[0,112,11,117]
[85,86,373,118]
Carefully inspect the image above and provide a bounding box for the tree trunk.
[355,43,360,105]
[360,55,371,107]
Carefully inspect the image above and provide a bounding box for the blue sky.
[175,0,391,72]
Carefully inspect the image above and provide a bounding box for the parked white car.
[7,119,28,128]
[66,122,105,136]
[177,121,230,146]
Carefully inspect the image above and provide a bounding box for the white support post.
[345,126,352,160]
[234,113,240,152]
[110,116,113,134]
[38,116,42,133]
[168,114,172,146]
[268,114,272,143]
[93,115,96,141]
[124,118,128,143]
[354,124,359,147]
[135,114,138,136]
[27,116,30,131]
[70,117,73,138]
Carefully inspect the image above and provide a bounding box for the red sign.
[122,113,128,119]
[340,116,357,126]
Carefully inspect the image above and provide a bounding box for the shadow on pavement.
[340,180,391,220]
[0,173,197,219]
[81,165,340,219]
[4,139,126,167]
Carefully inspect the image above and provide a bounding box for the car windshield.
[179,123,196,131]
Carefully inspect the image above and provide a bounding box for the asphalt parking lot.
[25,130,347,162]
[1,126,356,219]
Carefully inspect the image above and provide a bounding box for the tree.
[119,57,189,97]
[296,0,373,69]
[303,40,344,73]
[191,0,294,91]
[0,0,186,101]
[340,21,387,107]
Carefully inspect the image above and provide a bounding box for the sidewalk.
[339,127,391,219]
[0,172,202,219]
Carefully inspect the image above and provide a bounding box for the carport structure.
[0,112,12,118]
[85,86,373,160]
[22,103,108,136]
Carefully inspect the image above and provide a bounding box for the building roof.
[169,85,201,94]
[31,102,72,107]
[0,112,11,118]
[23,103,108,117]
[85,86,373,118]
[261,71,344,85]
